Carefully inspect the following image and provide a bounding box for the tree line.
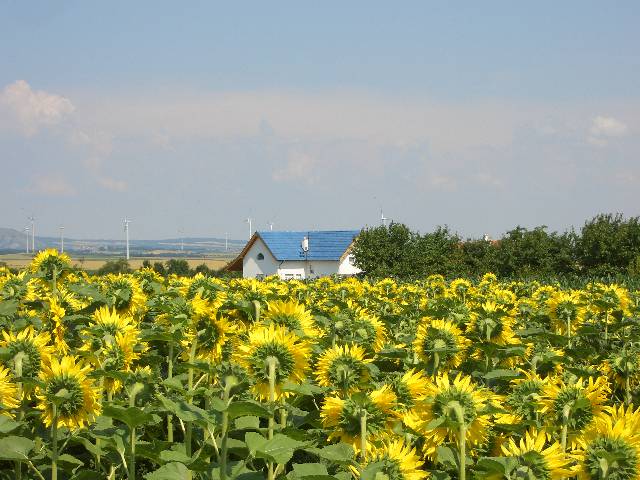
[351,213,640,280]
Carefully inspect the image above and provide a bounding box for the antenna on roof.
[268,221,274,231]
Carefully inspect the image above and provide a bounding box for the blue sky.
[1,1,639,240]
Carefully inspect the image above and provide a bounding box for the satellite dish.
[301,236,309,252]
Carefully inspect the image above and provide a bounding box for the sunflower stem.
[167,342,174,443]
[52,266,57,298]
[14,353,24,480]
[253,300,261,323]
[220,376,236,480]
[560,404,571,452]
[359,410,368,463]
[267,357,277,480]
[128,383,143,480]
[185,338,198,480]
[432,352,440,381]
[51,403,58,480]
[450,402,467,480]
[566,315,572,348]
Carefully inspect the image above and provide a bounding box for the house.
[225,230,361,279]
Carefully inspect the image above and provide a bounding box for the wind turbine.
[178,229,184,252]
[24,226,30,254]
[268,221,274,231]
[246,217,253,240]
[380,209,388,227]
[123,218,131,260]
[59,226,65,253]
[225,232,229,251]
[28,216,35,252]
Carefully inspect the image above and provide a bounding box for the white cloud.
[272,150,317,184]
[98,176,127,192]
[0,80,74,135]
[27,175,76,196]
[588,115,629,147]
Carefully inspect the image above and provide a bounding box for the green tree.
[96,258,131,275]
[165,258,191,276]
[578,213,640,275]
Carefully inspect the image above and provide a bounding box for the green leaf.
[58,453,85,467]
[0,300,18,318]
[157,394,217,427]
[305,443,354,464]
[282,381,327,396]
[145,462,190,480]
[360,461,386,480]
[0,436,34,460]
[159,449,193,464]
[235,416,261,430]
[102,404,154,429]
[246,432,305,465]
[292,463,329,476]
[0,416,20,433]
[228,400,271,419]
[484,369,520,381]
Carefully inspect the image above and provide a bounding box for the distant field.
[0,254,232,271]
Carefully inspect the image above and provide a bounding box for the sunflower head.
[406,373,497,459]
[36,356,101,429]
[100,275,147,318]
[355,439,429,480]
[413,317,469,373]
[574,404,640,480]
[183,313,237,363]
[234,325,310,401]
[0,326,53,380]
[30,249,72,281]
[501,429,574,480]
[390,369,430,413]
[540,376,610,444]
[547,291,586,335]
[469,301,518,346]
[320,385,398,450]
[0,366,19,416]
[315,344,372,395]
[263,300,320,338]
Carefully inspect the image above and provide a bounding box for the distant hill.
[0,228,244,256]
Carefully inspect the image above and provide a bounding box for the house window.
[257,253,264,260]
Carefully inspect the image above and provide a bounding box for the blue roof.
[257,230,360,261]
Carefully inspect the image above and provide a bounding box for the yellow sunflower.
[99,331,146,395]
[0,326,54,386]
[315,344,372,394]
[496,370,546,425]
[468,301,519,346]
[539,376,610,448]
[353,439,429,480]
[182,313,237,364]
[263,300,320,338]
[36,356,101,429]
[405,373,498,460]
[501,429,574,480]
[413,317,470,373]
[99,274,147,318]
[321,385,398,451]
[348,305,387,352]
[29,248,72,281]
[573,404,640,480]
[234,325,310,401]
[547,291,586,338]
[0,366,19,416]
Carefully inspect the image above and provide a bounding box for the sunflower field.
[0,250,640,480]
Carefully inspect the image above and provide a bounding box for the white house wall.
[338,253,362,275]
[242,238,279,278]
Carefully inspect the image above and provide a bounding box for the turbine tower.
[28,216,35,252]
[246,217,252,240]
[24,226,30,254]
[123,218,131,260]
[225,232,229,251]
[59,226,64,253]
[268,221,274,231]
[380,209,388,227]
